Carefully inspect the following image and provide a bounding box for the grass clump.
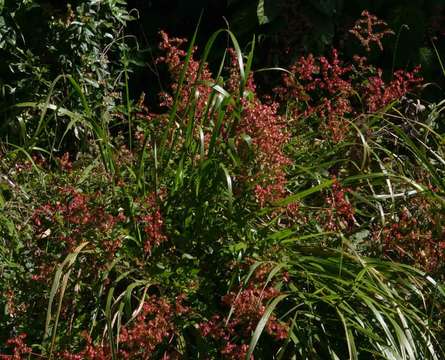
[1,12,445,360]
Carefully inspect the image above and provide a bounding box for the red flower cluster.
[238,98,291,207]
[61,295,187,360]
[221,285,288,339]
[199,265,288,359]
[58,152,73,172]
[275,48,423,141]
[155,33,292,207]
[220,49,291,206]
[118,296,176,359]
[276,49,352,103]
[156,31,214,119]
[0,334,32,360]
[321,179,355,232]
[349,10,395,52]
[32,186,124,255]
[139,194,167,255]
[30,186,126,285]
[200,315,252,360]
[275,49,354,142]
[374,197,445,273]
[364,67,423,112]
[225,48,256,95]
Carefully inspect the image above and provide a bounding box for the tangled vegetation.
[1,2,444,359]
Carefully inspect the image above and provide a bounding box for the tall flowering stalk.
[155,34,292,207]
[156,30,214,119]
[275,50,422,141]
[349,10,395,52]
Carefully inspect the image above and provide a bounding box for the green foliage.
[0,0,133,145]
[247,255,443,359]
[1,5,445,359]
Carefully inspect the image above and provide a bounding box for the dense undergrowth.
[1,7,445,360]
